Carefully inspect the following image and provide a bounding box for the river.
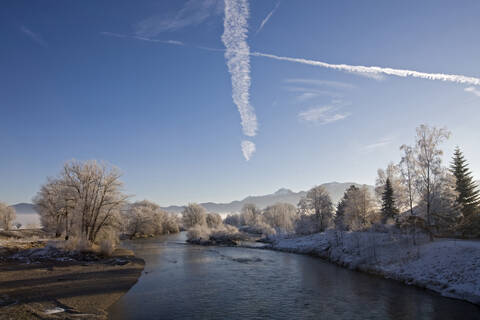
[108,232,480,319]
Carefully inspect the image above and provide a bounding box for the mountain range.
[9,182,374,219]
[161,182,374,214]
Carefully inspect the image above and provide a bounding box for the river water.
[109,233,480,320]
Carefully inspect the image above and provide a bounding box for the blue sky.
[1,0,480,206]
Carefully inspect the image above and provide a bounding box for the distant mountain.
[11,203,37,214]
[10,203,41,227]
[161,182,374,214]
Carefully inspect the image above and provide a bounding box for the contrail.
[222,0,257,160]
[252,52,480,86]
[241,140,256,161]
[255,1,281,35]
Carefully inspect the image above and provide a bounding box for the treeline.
[13,123,480,252]
[224,125,480,239]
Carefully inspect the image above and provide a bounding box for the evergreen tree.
[450,147,480,234]
[381,178,399,223]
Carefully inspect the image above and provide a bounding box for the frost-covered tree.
[182,203,207,228]
[424,170,462,235]
[224,213,241,226]
[399,144,418,216]
[206,212,223,228]
[343,185,377,231]
[414,125,451,236]
[240,203,262,226]
[297,186,334,232]
[125,200,179,237]
[263,203,297,234]
[375,163,408,211]
[34,178,76,238]
[450,147,480,235]
[381,178,399,223]
[34,160,128,242]
[0,202,16,231]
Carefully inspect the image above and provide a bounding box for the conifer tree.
[450,147,480,234]
[381,178,399,223]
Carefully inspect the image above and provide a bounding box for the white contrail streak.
[252,52,480,86]
[255,1,281,35]
[241,140,256,161]
[222,0,258,140]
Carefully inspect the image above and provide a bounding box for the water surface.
[109,233,480,320]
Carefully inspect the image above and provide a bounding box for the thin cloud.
[241,140,256,161]
[101,32,184,46]
[363,137,394,151]
[255,1,281,35]
[465,86,480,97]
[284,86,341,97]
[135,0,223,37]
[284,79,351,103]
[295,92,320,102]
[253,52,480,86]
[20,26,47,47]
[298,106,350,124]
[285,78,355,89]
[222,0,258,138]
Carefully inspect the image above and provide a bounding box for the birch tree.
[399,144,418,216]
[414,125,450,236]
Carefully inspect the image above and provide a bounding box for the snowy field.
[271,231,480,305]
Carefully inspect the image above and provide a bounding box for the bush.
[206,213,223,228]
[63,237,91,252]
[99,237,116,257]
[187,224,211,243]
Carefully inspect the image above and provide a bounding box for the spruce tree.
[381,178,399,223]
[450,147,480,232]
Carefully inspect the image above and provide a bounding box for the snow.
[44,307,65,315]
[272,231,480,305]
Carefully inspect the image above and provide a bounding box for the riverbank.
[266,231,480,306]
[0,231,145,319]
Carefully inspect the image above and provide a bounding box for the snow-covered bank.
[271,231,480,305]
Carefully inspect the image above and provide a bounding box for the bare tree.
[414,125,451,237]
[263,203,297,234]
[61,160,128,242]
[298,186,334,232]
[34,178,75,238]
[34,160,128,243]
[344,185,377,231]
[240,203,262,226]
[0,202,16,231]
[182,203,207,228]
[399,144,418,216]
